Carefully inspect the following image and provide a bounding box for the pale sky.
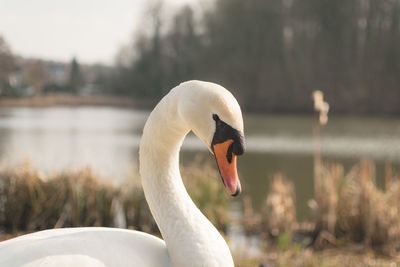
[0,0,195,65]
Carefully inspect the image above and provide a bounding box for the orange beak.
[213,139,241,196]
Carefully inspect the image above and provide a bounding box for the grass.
[237,247,400,267]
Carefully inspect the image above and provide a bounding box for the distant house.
[46,61,67,85]
[8,71,23,88]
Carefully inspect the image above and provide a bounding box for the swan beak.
[213,139,241,196]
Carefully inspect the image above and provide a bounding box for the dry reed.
[336,159,400,254]
[2,159,400,256]
[260,173,296,238]
[308,159,400,254]
[240,159,400,255]
[0,163,118,235]
[0,161,231,239]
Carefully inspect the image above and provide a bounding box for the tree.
[0,36,15,96]
[68,57,84,93]
[165,6,201,86]
[111,0,400,114]
[0,36,14,80]
[23,60,49,95]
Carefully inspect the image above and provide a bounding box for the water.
[0,106,399,219]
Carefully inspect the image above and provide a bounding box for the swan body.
[0,80,245,267]
[0,228,170,267]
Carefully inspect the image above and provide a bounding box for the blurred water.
[0,106,399,218]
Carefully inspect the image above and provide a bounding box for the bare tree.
[0,36,15,81]
[23,60,49,95]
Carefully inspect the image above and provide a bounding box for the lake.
[0,106,399,219]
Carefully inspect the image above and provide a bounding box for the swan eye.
[212,114,220,122]
[211,117,245,156]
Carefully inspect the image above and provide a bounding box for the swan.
[0,80,245,267]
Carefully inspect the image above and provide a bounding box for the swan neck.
[138,89,234,266]
[139,92,192,237]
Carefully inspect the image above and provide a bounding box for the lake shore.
[236,247,400,266]
[0,94,156,109]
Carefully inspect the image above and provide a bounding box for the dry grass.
[0,94,137,107]
[0,162,118,235]
[260,173,296,238]
[260,247,399,267]
[239,159,400,260]
[235,242,400,267]
[305,159,400,254]
[336,160,400,254]
[0,161,231,240]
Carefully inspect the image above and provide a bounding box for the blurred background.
[0,0,400,265]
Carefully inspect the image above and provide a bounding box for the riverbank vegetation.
[1,159,399,265]
[0,94,139,108]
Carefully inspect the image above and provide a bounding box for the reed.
[239,159,400,255]
[1,159,399,256]
[336,159,400,254]
[0,161,231,239]
[260,173,296,238]
[312,162,344,247]
[0,163,118,234]
[307,159,400,254]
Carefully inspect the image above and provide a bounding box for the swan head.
[177,81,245,196]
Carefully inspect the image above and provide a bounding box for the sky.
[0,0,194,65]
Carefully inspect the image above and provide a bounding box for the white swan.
[0,80,245,267]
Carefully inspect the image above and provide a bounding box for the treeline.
[113,0,400,114]
[0,42,111,97]
[1,0,399,114]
